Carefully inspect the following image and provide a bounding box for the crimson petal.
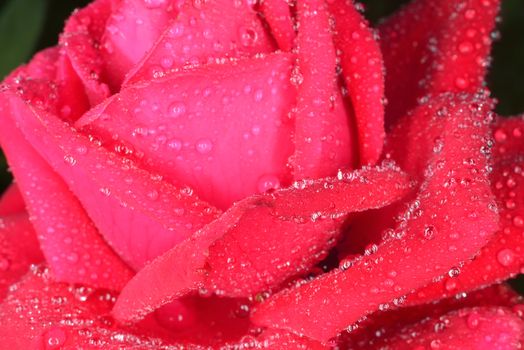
[1,90,220,270]
[59,0,111,105]
[407,115,524,305]
[380,0,500,126]
[78,53,296,209]
[328,0,385,165]
[0,214,43,300]
[252,93,498,342]
[259,0,296,51]
[342,284,522,348]
[113,165,411,323]
[124,0,275,85]
[292,0,355,179]
[0,184,25,216]
[0,269,195,349]
[370,307,524,349]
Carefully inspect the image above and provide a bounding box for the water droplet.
[43,326,67,349]
[168,101,187,118]
[168,138,183,151]
[454,77,469,89]
[99,187,111,196]
[423,225,436,240]
[63,155,77,166]
[458,41,474,54]
[195,139,213,154]
[75,145,88,155]
[512,215,524,228]
[0,256,10,271]
[257,174,280,193]
[448,267,460,278]
[147,190,159,201]
[497,248,515,266]
[444,279,457,292]
[169,23,185,37]
[143,0,167,8]
[238,26,258,47]
[494,128,507,143]
[467,313,480,329]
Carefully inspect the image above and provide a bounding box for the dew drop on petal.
[143,0,167,8]
[497,248,515,267]
[43,326,67,350]
[467,312,480,329]
[195,139,213,154]
[257,174,280,193]
[168,101,187,118]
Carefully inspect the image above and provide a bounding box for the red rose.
[0,0,523,348]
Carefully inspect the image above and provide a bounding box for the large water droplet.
[497,248,515,266]
[257,174,280,193]
[195,139,213,154]
[43,326,67,349]
[168,101,187,118]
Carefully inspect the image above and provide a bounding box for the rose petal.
[113,198,249,323]
[370,307,524,350]
[5,46,91,122]
[100,0,179,88]
[0,214,43,300]
[223,329,330,349]
[59,0,111,105]
[252,93,498,342]
[154,296,252,346]
[78,53,296,209]
[1,90,220,270]
[124,0,276,85]
[113,165,412,323]
[0,184,25,216]
[341,284,522,348]
[0,268,193,349]
[328,0,385,165]
[406,115,524,305]
[259,0,296,51]
[380,0,500,126]
[0,97,133,290]
[292,0,355,179]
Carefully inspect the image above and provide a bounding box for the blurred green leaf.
[0,0,46,79]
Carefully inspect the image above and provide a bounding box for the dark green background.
[0,0,523,291]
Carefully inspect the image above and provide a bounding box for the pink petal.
[380,0,500,126]
[0,95,133,290]
[259,0,296,51]
[113,165,411,323]
[328,0,385,165]
[100,0,180,88]
[407,115,524,305]
[0,214,43,300]
[124,0,276,85]
[0,269,193,349]
[77,53,296,209]
[370,307,524,350]
[5,47,91,122]
[292,0,355,179]
[252,93,498,342]
[1,90,220,270]
[59,0,111,105]
[0,184,25,216]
